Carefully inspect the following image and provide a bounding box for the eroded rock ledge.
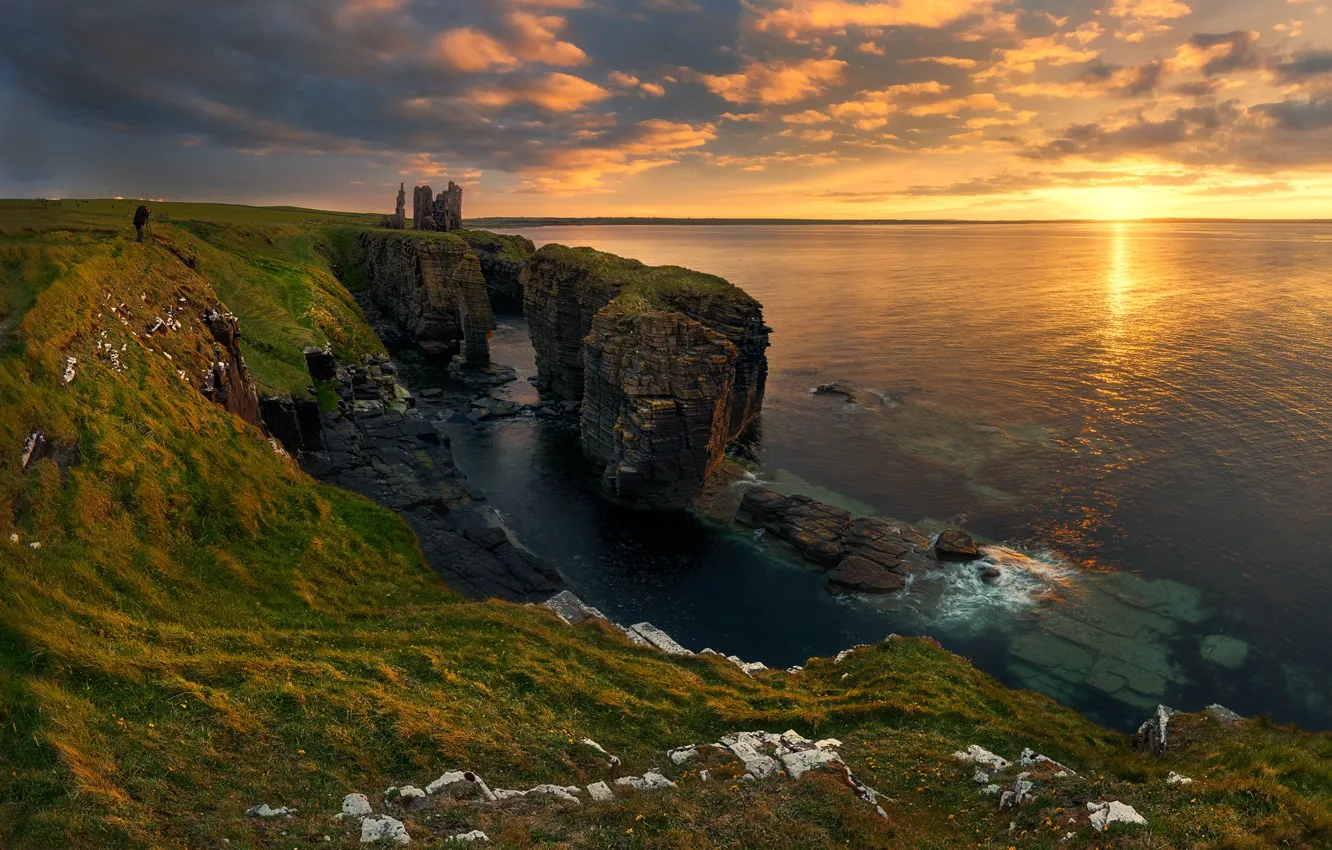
[358,230,495,366]
[523,245,770,509]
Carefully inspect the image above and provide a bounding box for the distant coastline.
[467,216,1332,228]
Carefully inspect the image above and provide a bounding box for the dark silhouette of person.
[134,205,150,242]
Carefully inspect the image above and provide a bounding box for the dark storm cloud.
[1272,50,1332,83]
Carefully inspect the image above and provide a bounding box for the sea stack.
[523,245,769,508]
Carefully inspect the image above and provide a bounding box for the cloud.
[748,0,994,37]
[1107,0,1193,39]
[1169,31,1262,77]
[904,56,980,69]
[782,109,831,123]
[974,32,1104,81]
[465,72,612,111]
[514,118,715,192]
[701,58,846,104]
[1004,59,1164,98]
[436,28,522,72]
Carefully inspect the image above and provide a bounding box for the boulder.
[614,772,676,791]
[447,830,489,843]
[361,815,411,845]
[934,528,982,561]
[425,770,497,801]
[586,781,614,801]
[780,748,843,779]
[1087,800,1147,832]
[245,803,295,818]
[1134,704,1177,755]
[341,793,373,817]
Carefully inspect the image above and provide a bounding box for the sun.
[1083,187,1144,221]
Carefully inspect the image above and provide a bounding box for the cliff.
[523,245,769,507]
[2,201,1328,850]
[358,230,494,364]
[458,228,535,304]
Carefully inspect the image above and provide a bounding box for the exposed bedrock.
[522,245,770,508]
[199,307,262,429]
[458,230,535,304]
[358,231,494,365]
[582,307,737,508]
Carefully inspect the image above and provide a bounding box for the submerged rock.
[934,528,982,561]
[1200,634,1249,669]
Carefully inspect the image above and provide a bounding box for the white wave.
[918,545,1076,630]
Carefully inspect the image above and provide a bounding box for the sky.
[1,0,1331,219]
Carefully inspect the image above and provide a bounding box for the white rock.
[61,357,77,386]
[28,541,41,549]
[1166,772,1194,785]
[814,738,843,750]
[779,730,813,750]
[426,771,496,801]
[246,803,295,818]
[1087,800,1147,832]
[629,622,693,655]
[8,533,17,543]
[341,793,372,817]
[699,769,711,781]
[973,769,990,784]
[446,831,488,843]
[390,786,426,809]
[724,734,780,779]
[580,738,621,766]
[586,781,614,801]
[615,772,676,791]
[668,745,699,765]
[522,784,582,803]
[787,666,805,674]
[835,645,869,664]
[491,789,527,801]
[780,748,843,780]
[981,784,1001,796]
[953,745,1011,772]
[360,815,411,845]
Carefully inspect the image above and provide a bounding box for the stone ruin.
[380,183,407,230]
[410,181,463,232]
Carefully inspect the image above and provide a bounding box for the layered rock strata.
[359,231,494,365]
[523,246,769,508]
[458,230,535,304]
[738,487,983,596]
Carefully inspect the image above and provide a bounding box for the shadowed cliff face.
[459,229,535,305]
[359,231,494,365]
[199,306,263,429]
[522,245,769,508]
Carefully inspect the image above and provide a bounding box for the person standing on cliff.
[133,205,151,242]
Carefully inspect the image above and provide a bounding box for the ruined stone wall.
[359,231,494,364]
[582,308,737,508]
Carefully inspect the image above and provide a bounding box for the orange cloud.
[515,119,716,193]
[702,58,847,104]
[436,28,521,73]
[464,72,612,111]
[507,10,589,66]
[751,0,993,37]
[782,109,832,123]
[974,33,1102,80]
[1108,0,1192,38]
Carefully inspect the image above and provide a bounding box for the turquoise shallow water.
[439,222,1332,731]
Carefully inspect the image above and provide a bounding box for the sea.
[415,222,1332,732]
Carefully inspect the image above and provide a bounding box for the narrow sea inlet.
[425,221,1332,732]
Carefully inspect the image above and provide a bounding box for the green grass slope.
[0,201,1328,849]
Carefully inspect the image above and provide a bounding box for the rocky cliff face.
[582,307,737,507]
[359,231,494,365]
[459,230,535,304]
[199,307,262,429]
[523,245,769,508]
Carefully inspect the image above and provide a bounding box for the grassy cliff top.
[0,201,1329,849]
[457,228,536,261]
[530,244,757,311]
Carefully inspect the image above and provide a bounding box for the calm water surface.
[437,223,1332,731]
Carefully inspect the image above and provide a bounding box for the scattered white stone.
[360,814,411,845]
[835,645,869,664]
[446,831,488,843]
[246,804,296,818]
[668,745,699,765]
[629,622,693,655]
[699,770,711,781]
[1207,704,1243,724]
[1019,748,1074,775]
[1137,705,1177,754]
[723,733,780,779]
[426,771,497,802]
[1087,800,1147,832]
[615,772,676,791]
[543,591,607,625]
[8,534,17,544]
[1167,771,1194,785]
[586,781,614,801]
[780,748,843,780]
[814,738,843,750]
[341,793,372,817]
[387,786,426,809]
[28,541,41,550]
[953,745,1011,772]
[61,357,77,386]
[787,665,805,674]
[580,738,620,766]
[981,784,1001,796]
[523,784,582,803]
[973,769,990,784]
[779,730,813,750]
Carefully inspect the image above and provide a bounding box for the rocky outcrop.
[523,245,769,508]
[358,231,494,365]
[582,307,738,507]
[458,230,535,304]
[199,307,262,429]
[737,487,981,596]
[935,528,982,561]
[258,396,323,454]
